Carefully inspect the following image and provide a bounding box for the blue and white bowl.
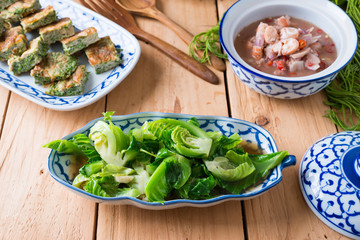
[219,0,357,99]
[299,131,360,239]
[47,112,296,210]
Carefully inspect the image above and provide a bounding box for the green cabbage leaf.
[89,112,129,166]
[145,154,191,202]
[176,163,216,199]
[43,139,83,155]
[43,133,101,164]
[204,151,255,182]
[141,118,212,158]
[218,151,289,194]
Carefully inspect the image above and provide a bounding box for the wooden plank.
[0,86,10,134]
[97,203,243,240]
[106,1,225,116]
[0,93,105,239]
[97,0,245,239]
[217,1,348,239]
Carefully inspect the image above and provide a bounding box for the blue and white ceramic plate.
[47,112,296,210]
[0,0,140,111]
[299,131,360,239]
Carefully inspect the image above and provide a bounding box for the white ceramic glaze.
[0,0,141,111]
[47,112,296,210]
[299,131,360,239]
[219,0,357,99]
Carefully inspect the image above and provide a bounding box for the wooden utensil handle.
[134,30,219,84]
[151,7,226,72]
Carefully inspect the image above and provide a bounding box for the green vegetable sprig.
[325,0,360,130]
[189,19,227,65]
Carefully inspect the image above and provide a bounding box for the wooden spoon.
[115,0,226,72]
[82,0,219,84]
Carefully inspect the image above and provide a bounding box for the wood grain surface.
[0,88,9,133]
[0,0,352,239]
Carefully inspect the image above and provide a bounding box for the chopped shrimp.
[271,41,283,56]
[256,22,268,38]
[305,53,320,70]
[264,26,278,44]
[264,45,276,60]
[280,27,300,40]
[281,38,299,55]
[254,22,268,47]
[252,45,263,60]
[275,16,290,28]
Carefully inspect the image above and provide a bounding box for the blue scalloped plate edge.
[47,112,296,209]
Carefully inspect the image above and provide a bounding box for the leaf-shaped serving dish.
[47,112,296,209]
[0,0,140,111]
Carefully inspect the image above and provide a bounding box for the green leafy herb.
[189,18,227,65]
[325,0,360,130]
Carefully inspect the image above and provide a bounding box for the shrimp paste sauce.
[234,16,337,77]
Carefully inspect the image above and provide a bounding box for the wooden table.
[0,0,351,239]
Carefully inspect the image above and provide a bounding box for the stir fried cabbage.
[44,112,290,202]
[89,112,129,166]
[204,152,256,182]
[145,153,191,202]
[141,118,212,158]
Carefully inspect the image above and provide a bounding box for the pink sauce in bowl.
[234,16,337,77]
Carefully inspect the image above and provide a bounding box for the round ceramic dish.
[299,131,360,239]
[219,0,357,99]
[47,112,296,210]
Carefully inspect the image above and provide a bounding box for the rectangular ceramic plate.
[0,0,140,111]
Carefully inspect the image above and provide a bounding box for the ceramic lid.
[299,131,360,239]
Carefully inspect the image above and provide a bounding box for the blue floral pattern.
[228,56,337,99]
[47,112,296,209]
[0,0,140,111]
[300,131,360,239]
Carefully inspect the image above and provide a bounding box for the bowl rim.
[219,0,358,84]
[298,131,360,239]
[47,112,296,207]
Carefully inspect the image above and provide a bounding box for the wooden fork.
[79,0,219,85]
